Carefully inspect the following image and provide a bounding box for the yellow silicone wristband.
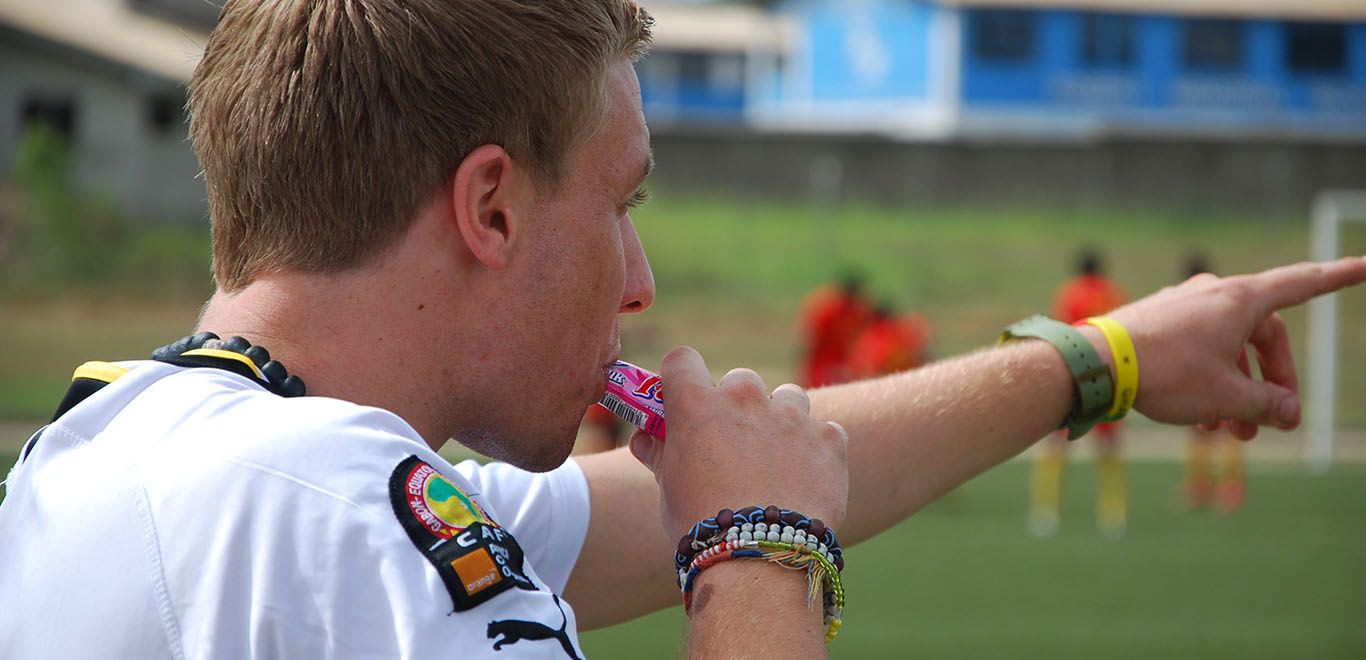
[1084,316,1137,420]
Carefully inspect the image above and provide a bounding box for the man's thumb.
[1230,378,1299,429]
[628,429,661,471]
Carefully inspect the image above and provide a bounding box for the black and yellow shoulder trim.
[49,361,131,423]
[46,332,307,427]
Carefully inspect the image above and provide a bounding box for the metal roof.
[643,3,796,53]
[0,0,206,82]
[2,1,795,78]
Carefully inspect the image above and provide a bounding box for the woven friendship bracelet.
[675,506,847,644]
[680,538,846,644]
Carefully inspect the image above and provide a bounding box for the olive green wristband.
[1000,315,1114,440]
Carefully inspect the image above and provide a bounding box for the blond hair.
[189,0,652,290]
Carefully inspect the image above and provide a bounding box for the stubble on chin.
[449,426,575,473]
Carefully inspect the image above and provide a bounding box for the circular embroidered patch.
[397,458,492,538]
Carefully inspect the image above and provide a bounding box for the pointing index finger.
[1245,256,1366,316]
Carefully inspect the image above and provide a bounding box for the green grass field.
[577,459,1366,659]
[7,453,1357,657]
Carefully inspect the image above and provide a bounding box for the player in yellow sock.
[1184,427,1216,509]
[1030,249,1129,538]
[1029,438,1066,537]
[1184,423,1246,514]
[1215,428,1246,514]
[1095,427,1126,538]
[1029,422,1125,538]
[1180,255,1247,515]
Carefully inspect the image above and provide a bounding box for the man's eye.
[625,187,650,210]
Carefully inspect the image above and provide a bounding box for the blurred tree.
[7,124,123,293]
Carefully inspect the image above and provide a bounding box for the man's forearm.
[568,338,1085,628]
[811,338,1079,545]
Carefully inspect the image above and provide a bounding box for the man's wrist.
[1001,315,1115,438]
[687,560,825,656]
[1075,323,1115,379]
[676,505,846,645]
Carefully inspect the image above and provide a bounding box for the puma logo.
[487,594,580,660]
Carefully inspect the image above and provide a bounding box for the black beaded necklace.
[152,332,307,397]
[34,333,308,459]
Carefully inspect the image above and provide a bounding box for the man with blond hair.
[2,1,1364,658]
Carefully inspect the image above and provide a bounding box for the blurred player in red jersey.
[1181,254,1247,513]
[1030,249,1129,538]
[847,303,933,379]
[798,273,874,388]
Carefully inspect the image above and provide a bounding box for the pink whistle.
[599,360,666,439]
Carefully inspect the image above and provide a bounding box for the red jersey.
[798,284,873,388]
[1053,274,1126,324]
[847,314,932,379]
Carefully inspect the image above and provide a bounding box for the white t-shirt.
[0,361,592,659]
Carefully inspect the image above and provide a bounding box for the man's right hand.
[627,346,849,657]
[1110,256,1366,439]
[628,346,849,543]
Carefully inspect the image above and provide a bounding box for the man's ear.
[450,144,527,269]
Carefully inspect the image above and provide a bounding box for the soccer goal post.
[1307,190,1366,473]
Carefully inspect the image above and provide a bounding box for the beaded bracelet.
[677,528,841,586]
[675,505,843,576]
[675,506,846,645]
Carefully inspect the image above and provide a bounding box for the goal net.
[1307,191,1366,473]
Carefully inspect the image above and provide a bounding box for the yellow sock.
[1029,443,1064,536]
[1222,438,1245,486]
[1214,436,1247,514]
[1186,435,1214,506]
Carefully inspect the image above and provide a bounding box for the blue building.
[637,0,1366,139]
[635,3,789,124]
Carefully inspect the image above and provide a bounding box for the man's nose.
[619,215,655,315]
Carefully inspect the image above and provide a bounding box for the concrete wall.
[647,127,1366,216]
[0,27,206,224]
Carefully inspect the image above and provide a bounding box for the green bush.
[1,124,211,299]
[6,124,116,288]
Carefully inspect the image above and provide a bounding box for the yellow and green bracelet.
[1084,316,1138,421]
[1000,314,1114,439]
